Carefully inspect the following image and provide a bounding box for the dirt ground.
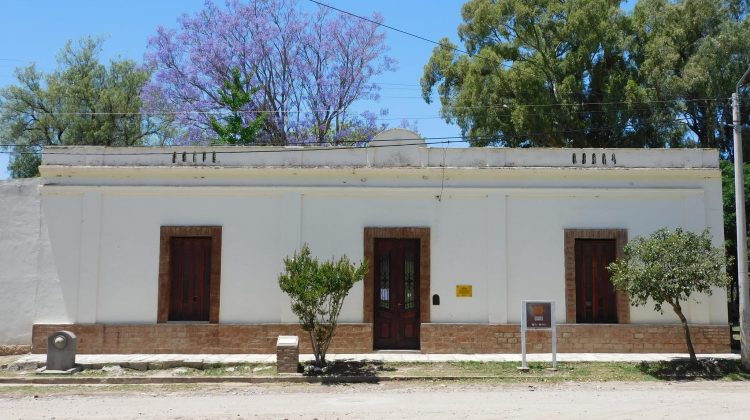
[2,380,748,419]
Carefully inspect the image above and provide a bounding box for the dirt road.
[2,381,748,419]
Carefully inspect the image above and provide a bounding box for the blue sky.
[0,0,470,179]
[0,0,639,180]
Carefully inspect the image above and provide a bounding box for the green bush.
[608,228,731,363]
[278,244,367,366]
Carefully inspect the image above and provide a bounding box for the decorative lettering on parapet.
[172,151,217,164]
[571,152,616,166]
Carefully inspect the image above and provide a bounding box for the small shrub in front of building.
[278,244,368,367]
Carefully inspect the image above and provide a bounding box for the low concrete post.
[276,335,299,374]
[46,331,77,372]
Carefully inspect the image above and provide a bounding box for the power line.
[308,0,464,53]
[376,82,422,87]
[0,117,699,150]
[1,138,465,156]
[307,0,520,72]
[0,117,707,157]
[0,58,31,63]
[0,97,727,118]
[306,0,741,125]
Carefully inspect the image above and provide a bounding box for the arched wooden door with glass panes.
[373,238,420,349]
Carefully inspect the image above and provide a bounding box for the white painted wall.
[0,179,69,344]
[0,140,729,348]
[35,177,728,327]
[0,179,40,344]
[505,190,716,324]
[25,139,728,332]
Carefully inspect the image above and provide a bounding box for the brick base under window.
[421,324,730,353]
[32,323,730,354]
[31,324,372,354]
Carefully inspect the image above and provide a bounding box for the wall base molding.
[32,324,372,354]
[421,323,730,354]
[32,322,730,354]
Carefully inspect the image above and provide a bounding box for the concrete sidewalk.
[9,352,740,369]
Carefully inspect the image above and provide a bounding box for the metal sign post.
[520,300,556,371]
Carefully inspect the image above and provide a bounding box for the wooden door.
[575,239,618,323]
[374,238,420,349]
[169,237,212,321]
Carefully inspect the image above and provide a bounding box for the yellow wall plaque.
[455,285,472,297]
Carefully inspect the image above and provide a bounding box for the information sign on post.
[520,300,556,371]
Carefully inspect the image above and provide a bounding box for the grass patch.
[378,361,652,382]
[301,360,749,382]
[5,359,748,383]
[194,363,276,376]
[72,363,278,377]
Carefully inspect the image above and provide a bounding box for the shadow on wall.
[0,178,65,347]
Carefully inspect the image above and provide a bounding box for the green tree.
[720,160,750,319]
[0,37,170,177]
[421,0,676,148]
[422,0,750,152]
[278,244,368,367]
[607,228,731,363]
[7,146,41,178]
[631,0,750,157]
[209,68,265,145]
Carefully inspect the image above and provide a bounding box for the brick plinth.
[276,336,299,373]
[32,322,730,354]
[421,323,730,353]
[32,324,372,354]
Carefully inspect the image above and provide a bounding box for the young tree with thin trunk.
[208,68,265,145]
[607,228,731,363]
[278,244,367,367]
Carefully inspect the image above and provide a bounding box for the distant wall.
[0,177,66,349]
[0,179,40,346]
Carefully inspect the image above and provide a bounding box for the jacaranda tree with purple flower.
[143,0,395,145]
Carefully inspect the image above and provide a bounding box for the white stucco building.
[8,129,730,354]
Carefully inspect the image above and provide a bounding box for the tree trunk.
[308,330,321,367]
[670,301,697,364]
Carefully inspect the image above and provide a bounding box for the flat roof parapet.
[40,145,719,169]
[40,127,718,170]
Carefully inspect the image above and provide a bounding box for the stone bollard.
[276,335,299,374]
[45,331,78,372]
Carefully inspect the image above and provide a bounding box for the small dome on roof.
[370,128,425,146]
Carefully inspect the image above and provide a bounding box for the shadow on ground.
[637,358,750,380]
[302,360,396,377]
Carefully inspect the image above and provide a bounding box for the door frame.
[574,238,618,323]
[372,238,421,349]
[158,226,222,323]
[564,229,629,324]
[363,228,431,334]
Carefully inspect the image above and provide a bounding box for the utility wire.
[306,0,549,80]
[0,97,728,118]
[306,0,740,125]
[0,114,706,149]
[0,117,700,150]
[0,117,708,156]
[307,0,469,58]
[1,138,464,156]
